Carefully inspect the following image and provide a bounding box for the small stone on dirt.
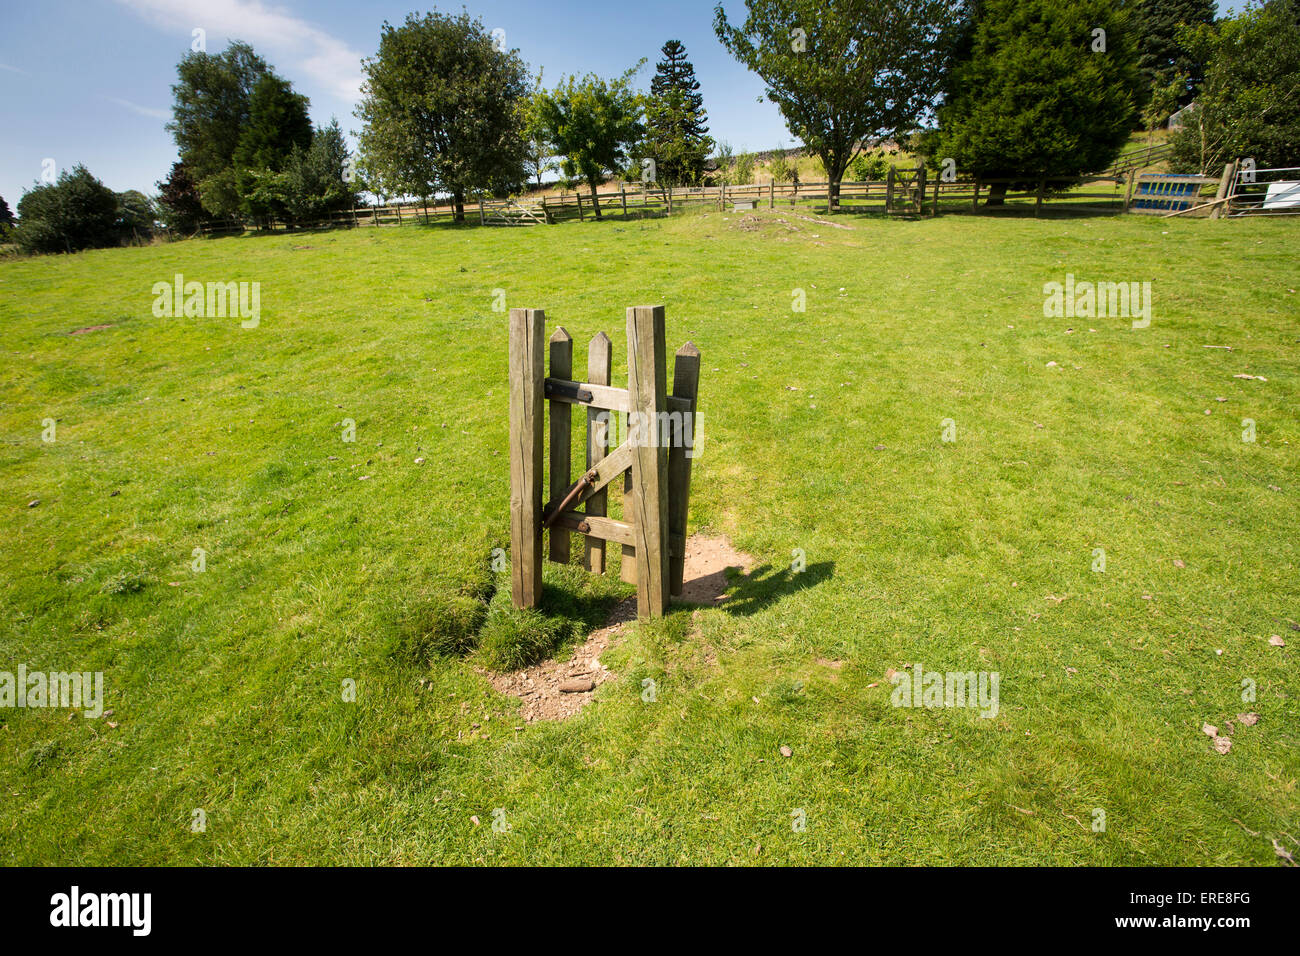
[1237,712,1259,726]
[559,679,594,694]
[1212,736,1232,754]
[779,745,793,758]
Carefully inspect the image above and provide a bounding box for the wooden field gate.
[508,305,701,619]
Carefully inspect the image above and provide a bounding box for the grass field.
[1,207,1296,865]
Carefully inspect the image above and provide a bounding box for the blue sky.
[0,0,1245,208]
[0,0,791,206]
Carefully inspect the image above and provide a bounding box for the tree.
[536,69,645,218]
[114,190,156,243]
[233,72,313,222]
[521,75,558,189]
[0,195,14,240]
[1134,0,1215,102]
[356,11,530,222]
[935,0,1143,204]
[281,120,359,224]
[715,0,956,211]
[156,162,206,234]
[168,41,269,215]
[1170,0,1300,172]
[644,40,714,185]
[12,165,123,254]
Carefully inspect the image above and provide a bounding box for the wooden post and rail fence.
[197,154,1256,234]
[508,305,701,619]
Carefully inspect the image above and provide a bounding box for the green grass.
[0,208,1296,865]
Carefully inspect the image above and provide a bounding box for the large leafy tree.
[12,165,123,254]
[1170,0,1300,172]
[167,41,269,215]
[356,11,530,222]
[156,162,206,234]
[1134,0,1215,103]
[935,0,1143,204]
[0,195,14,239]
[645,40,713,185]
[714,0,956,211]
[233,73,313,222]
[536,69,645,218]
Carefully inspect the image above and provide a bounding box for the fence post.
[621,186,628,216]
[583,332,613,574]
[478,198,485,225]
[886,166,895,212]
[577,193,585,221]
[770,179,775,209]
[1210,162,1236,220]
[667,342,700,597]
[626,305,670,618]
[508,308,545,608]
[932,173,940,216]
[547,327,573,564]
[396,203,403,224]
[1123,169,1137,212]
[916,164,927,214]
[1035,178,1046,217]
[972,178,980,213]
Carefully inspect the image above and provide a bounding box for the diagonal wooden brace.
[541,440,632,528]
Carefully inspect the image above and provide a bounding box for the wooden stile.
[507,303,701,619]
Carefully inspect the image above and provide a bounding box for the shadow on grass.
[677,560,834,617]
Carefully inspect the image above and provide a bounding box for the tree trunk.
[828,178,841,213]
[985,182,1008,207]
[589,181,602,220]
[453,188,465,223]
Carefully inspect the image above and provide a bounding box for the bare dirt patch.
[487,533,755,722]
[69,324,113,335]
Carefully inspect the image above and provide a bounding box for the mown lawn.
[0,208,1295,865]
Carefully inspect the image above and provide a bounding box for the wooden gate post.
[626,305,670,618]
[584,333,612,574]
[547,327,573,564]
[1211,162,1236,220]
[886,165,895,212]
[668,342,700,596]
[508,308,545,607]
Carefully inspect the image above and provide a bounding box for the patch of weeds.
[768,679,809,707]
[99,571,149,596]
[24,740,63,775]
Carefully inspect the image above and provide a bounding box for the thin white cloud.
[105,96,171,120]
[0,62,29,74]
[117,0,363,103]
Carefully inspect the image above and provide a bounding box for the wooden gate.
[508,305,701,619]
